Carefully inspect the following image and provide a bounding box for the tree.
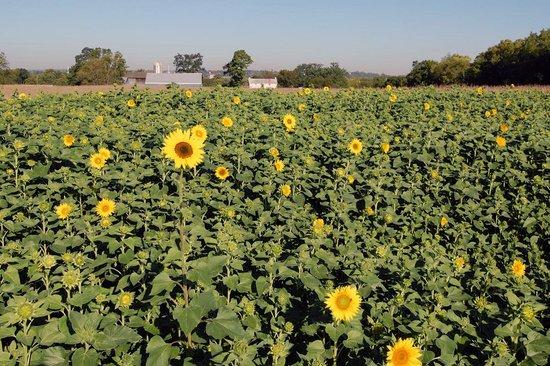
[173,53,203,73]
[223,50,253,87]
[406,60,439,86]
[25,69,69,85]
[0,51,7,70]
[434,54,470,84]
[277,69,299,87]
[13,68,30,84]
[69,47,127,85]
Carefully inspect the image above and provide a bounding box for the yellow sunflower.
[495,136,506,148]
[56,203,72,220]
[325,285,361,322]
[117,291,134,308]
[95,198,116,218]
[283,114,296,132]
[349,139,363,155]
[386,338,422,366]
[232,96,241,105]
[162,128,204,169]
[215,166,230,180]
[185,89,193,98]
[281,184,291,197]
[499,123,509,133]
[127,99,136,108]
[273,160,285,172]
[269,147,280,158]
[191,125,208,142]
[511,259,526,278]
[323,86,330,91]
[381,142,391,154]
[454,256,466,269]
[90,153,107,169]
[313,218,324,235]
[389,93,398,103]
[298,103,306,112]
[440,216,448,227]
[423,102,431,111]
[98,147,111,160]
[386,84,392,92]
[303,87,312,95]
[63,135,75,147]
[221,117,234,127]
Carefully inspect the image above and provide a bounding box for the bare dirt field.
[1,84,549,97]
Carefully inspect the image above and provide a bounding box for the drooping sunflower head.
[495,136,506,148]
[98,147,111,160]
[283,114,296,132]
[325,285,361,322]
[349,139,363,155]
[191,125,208,142]
[221,117,234,128]
[90,153,106,169]
[96,198,116,218]
[215,166,230,180]
[511,259,526,278]
[56,203,72,220]
[386,338,422,366]
[162,128,205,169]
[63,135,75,147]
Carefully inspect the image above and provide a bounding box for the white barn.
[145,73,203,87]
[248,77,277,89]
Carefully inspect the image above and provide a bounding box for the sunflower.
[303,87,312,95]
[215,166,230,180]
[117,291,134,308]
[423,102,431,111]
[499,123,509,133]
[386,338,422,366]
[281,184,291,197]
[325,285,361,322]
[221,117,233,127]
[312,218,324,235]
[476,86,484,95]
[440,216,448,227]
[298,103,306,112]
[127,99,136,108]
[185,89,193,98]
[56,203,72,220]
[191,125,208,142]
[454,256,465,269]
[389,94,398,103]
[63,135,75,147]
[232,96,241,105]
[98,147,111,160]
[269,147,279,158]
[348,139,363,155]
[381,142,391,154]
[386,84,392,92]
[323,86,330,91]
[511,259,526,278]
[273,160,285,172]
[90,153,106,169]
[96,198,116,218]
[283,114,296,132]
[495,136,506,148]
[162,128,204,169]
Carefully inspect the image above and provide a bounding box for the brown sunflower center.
[353,143,359,150]
[219,168,228,176]
[336,294,351,310]
[393,349,409,364]
[175,142,193,159]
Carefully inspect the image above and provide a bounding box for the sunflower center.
[336,294,351,310]
[353,143,359,149]
[393,349,409,365]
[175,142,193,159]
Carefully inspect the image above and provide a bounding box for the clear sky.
[1,0,548,74]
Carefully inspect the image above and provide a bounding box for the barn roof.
[145,73,202,85]
[249,78,277,84]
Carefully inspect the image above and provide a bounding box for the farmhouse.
[124,71,147,85]
[248,77,277,89]
[145,73,203,87]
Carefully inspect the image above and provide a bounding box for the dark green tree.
[173,53,204,73]
[223,50,253,87]
[406,60,439,86]
[434,54,470,84]
[0,51,7,70]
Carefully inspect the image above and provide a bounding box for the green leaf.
[39,321,66,346]
[71,348,99,366]
[150,271,175,296]
[146,336,174,366]
[205,307,246,340]
[173,306,203,335]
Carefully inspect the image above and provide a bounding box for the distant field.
[1,84,550,97]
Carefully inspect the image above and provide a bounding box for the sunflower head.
[90,153,107,169]
[389,93,398,103]
[281,184,291,197]
[98,147,111,160]
[454,256,465,269]
[298,103,306,112]
[349,139,363,155]
[127,99,136,108]
[191,125,208,142]
[440,216,448,227]
[500,123,509,133]
[96,198,116,218]
[495,136,506,148]
[221,117,233,127]
[232,96,241,105]
[511,259,526,278]
[381,142,391,154]
[117,292,134,308]
[162,128,205,169]
[283,114,296,132]
[312,218,324,234]
[423,102,431,111]
[273,160,285,172]
[63,135,75,147]
[215,166,230,180]
[56,203,72,220]
[185,90,193,98]
[387,338,422,366]
[325,285,361,322]
[269,147,279,158]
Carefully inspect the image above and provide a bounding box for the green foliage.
[173,53,204,73]
[279,63,349,88]
[434,54,471,85]
[223,50,253,86]
[69,47,127,85]
[24,69,69,86]
[0,87,548,365]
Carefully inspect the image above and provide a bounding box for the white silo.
[154,62,162,74]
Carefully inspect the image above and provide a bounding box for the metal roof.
[145,73,202,85]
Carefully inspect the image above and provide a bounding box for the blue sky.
[1,0,548,74]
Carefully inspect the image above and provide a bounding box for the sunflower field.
[0,86,548,366]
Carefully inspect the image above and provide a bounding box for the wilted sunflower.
[221,117,233,127]
[386,338,422,366]
[56,203,72,220]
[191,125,208,142]
[283,114,296,132]
[96,198,116,218]
[98,147,111,160]
[325,285,361,322]
[348,139,363,155]
[162,129,204,169]
[215,166,230,180]
[90,153,106,169]
[63,135,75,147]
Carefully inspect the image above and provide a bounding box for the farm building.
[248,77,277,89]
[124,71,147,85]
[144,73,203,87]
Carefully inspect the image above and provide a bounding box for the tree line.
[0,29,547,87]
